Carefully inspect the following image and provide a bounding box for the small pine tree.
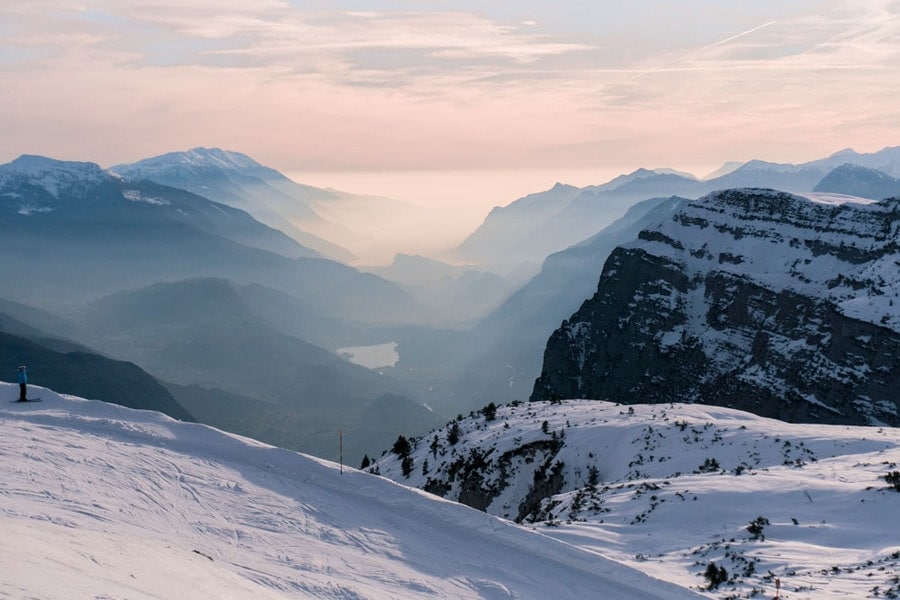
[430,435,440,458]
[703,562,728,590]
[587,465,600,488]
[541,420,550,434]
[482,402,497,421]
[401,455,414,478]
[447,422,461,445]
[392,435,412,457]
[747,516,770,541]
[885,470,900,492]
[360,454,371,470]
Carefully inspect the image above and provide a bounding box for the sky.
[2,0,899,220]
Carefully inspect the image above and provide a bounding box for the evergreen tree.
[401,455,414,478]
[747,516,770,541]
[392,435,412,457]
[360,454,371,469]
[885,470,900,491]
[704,562,728,590]
[447,422,461,445]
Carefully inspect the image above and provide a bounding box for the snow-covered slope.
[374,400,900,599]
[632,189,898,329]
[0,382,697,599]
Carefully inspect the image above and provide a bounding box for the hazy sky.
[2,0,899,245]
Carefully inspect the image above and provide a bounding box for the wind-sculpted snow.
[0,382,697,599]
[375,399,900,599]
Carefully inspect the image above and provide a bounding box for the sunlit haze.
[3,0,898,261]
[290,167,631,262]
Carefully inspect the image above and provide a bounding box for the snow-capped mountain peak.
[0,155,112,198]
[132,147,265,173]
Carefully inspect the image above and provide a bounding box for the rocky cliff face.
[531,189,900,426]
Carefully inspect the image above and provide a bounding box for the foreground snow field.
[0,382,698,599]
[373,400,900,599]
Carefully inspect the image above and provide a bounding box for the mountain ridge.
[530,189,899,424]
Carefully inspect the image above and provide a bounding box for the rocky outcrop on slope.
[531,189,900,426]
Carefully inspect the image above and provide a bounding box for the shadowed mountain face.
[1,154,316,258]
[813,164,900,200]
[0,329,193,421]
[0,156,439,459]
[76,278,396,400]
[532,189,900,425]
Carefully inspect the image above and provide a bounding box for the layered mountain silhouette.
[382,197,687,415]
[111,148,355,262]
[72,277,439,459]
[0,155,423,326]
[364,253,514,324]
[5,145,900,463]
[112,147,414,265]
[457,147,900,277]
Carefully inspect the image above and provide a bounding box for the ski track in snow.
[0,382,698,599]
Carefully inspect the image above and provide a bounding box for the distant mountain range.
[0,155,423,325]
[112,147,413,265]
[813,163,900,199]
[111,147,355,262]
[457,147,900,277]
[363,253,514,324]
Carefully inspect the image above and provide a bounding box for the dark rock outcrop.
[532,189,900,426]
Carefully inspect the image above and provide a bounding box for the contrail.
[635,20,777,76]
[704,20,777,50]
